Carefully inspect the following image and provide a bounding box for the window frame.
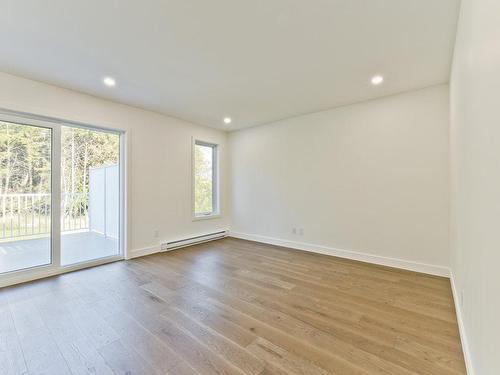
[0,108,127,288]
[192,138,220,220]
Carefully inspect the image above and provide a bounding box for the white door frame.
[0,109,126,288]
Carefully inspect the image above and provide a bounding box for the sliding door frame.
[0,108,127,288]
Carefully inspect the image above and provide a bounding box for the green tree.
[0,121,119,226]
[194,144,213,214]
[61,126,119,216]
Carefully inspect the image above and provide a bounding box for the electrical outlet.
[154,230,160,238]
[292,228,297,234]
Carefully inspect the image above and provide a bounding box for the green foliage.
[61,126,119,217]
[194,144,213,214]
[61,126,119,194]
[0,121,51,194]
[0,121,119,197]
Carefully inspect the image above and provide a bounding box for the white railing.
[61,192,89,233]
[0,193,89,240]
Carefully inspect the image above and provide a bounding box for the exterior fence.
[0,193,89,240]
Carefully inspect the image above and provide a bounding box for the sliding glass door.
[0,120,52,274]
[60,126,121,265]
[0,113,123,280]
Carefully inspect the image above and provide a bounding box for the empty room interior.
[0,0,498,374]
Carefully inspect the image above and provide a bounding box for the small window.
[193,140,218,218]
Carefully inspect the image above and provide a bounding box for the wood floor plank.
[10,300,73,375]
[103,310,192,374]
[0,305,27,375]
[161,306,265,375]
[173,296,258,347]
[0,238,466,375]
[247,337,329,375]
[98,339,159,375]
[152,313,247,375]
[56,336,116,375]
[147,249,464,371]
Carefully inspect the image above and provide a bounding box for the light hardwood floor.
[0,237,466,375]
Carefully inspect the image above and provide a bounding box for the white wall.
[450,0,500,373]
[230,85,450,274]
[0,73,452,278]
[0,72,230,257]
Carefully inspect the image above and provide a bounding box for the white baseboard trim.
[229,231,450,277]
[450,272,474,375]
[128,245,161,259]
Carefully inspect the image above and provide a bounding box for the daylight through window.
[194,140,218,217]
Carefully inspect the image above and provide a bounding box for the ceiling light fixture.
[103,76,116,87]
[223,117,232,124]
[371,75,384,85]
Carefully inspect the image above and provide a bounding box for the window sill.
[192,213,221,221]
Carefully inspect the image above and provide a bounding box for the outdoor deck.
[0,231,119,273]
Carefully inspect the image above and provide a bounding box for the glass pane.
[60,126,120,265]
[194,143,214,215]
[0,120,52,274]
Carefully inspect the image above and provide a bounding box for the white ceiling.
[0,0,460,130]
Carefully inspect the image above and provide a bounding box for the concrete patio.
[0,230,119,273]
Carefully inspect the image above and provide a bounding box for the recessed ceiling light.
[223,117,232,124]
[103,77,116,87]
[371,75,384,85]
